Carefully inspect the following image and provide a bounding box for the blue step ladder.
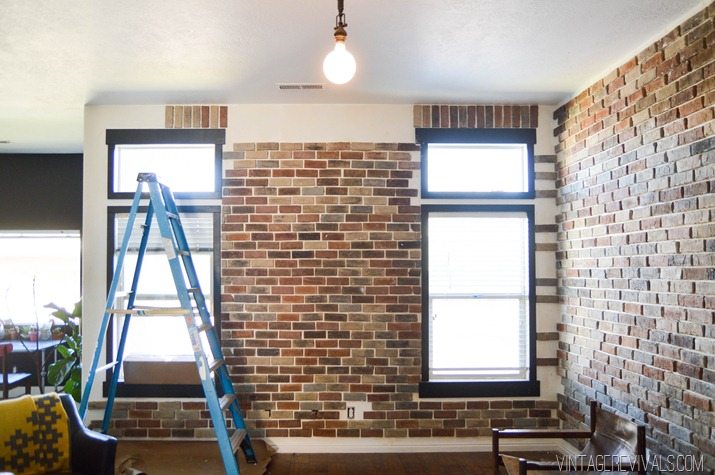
[79,173,257,475]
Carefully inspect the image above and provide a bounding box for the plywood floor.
[116,440,556,475]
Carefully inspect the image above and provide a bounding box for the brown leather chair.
[492,400,646,474]
[0,342,32,399]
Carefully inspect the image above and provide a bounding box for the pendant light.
[323,0,356,85]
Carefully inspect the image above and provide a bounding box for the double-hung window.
[105,129,223,397]
[417,128,539,397]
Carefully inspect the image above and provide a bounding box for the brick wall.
[220,141,559,439]
[555,4,715,469]
[413,104,538,128]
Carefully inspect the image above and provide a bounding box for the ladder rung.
[95,361,119,373]
[166,212,179,220]
[187,287,200,293]
[108,307,192,316]
[230,429,247,454]
[209,359,225,373]
[179,250,190,256]
[220,394,237,412]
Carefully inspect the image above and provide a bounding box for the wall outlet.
[342,401,371,420]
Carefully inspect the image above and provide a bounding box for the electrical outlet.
[342,401,370,420]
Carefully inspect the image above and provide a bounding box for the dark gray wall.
[0,154,83,230]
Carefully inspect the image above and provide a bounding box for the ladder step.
[95,361,119,373]
[166,212,179,220]
[230,429,247,454]
[108,306,192,316]
[220,394,237,412]
[209,358,225,373]
[187,287,200,293]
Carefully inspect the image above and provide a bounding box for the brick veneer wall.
[164,105,228,128]
[555,4,715,469]
[413,104,538,128]
[220,141,559,439]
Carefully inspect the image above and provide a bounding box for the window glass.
[111,212,215,380]
[113,144,216,193]
[426,144,528,194]
[0,232,81,326]
[426,211,531,382]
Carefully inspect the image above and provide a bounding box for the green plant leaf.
[48,359,72,386]
[64,366,82,402]
[56,345,73,358]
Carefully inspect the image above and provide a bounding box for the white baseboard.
[263,436,581,454]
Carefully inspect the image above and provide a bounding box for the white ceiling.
[0,0,707,153]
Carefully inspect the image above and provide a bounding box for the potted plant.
[45,301,82,401]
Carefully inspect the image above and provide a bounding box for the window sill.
[419,380,540,398]
[103,382,205,398]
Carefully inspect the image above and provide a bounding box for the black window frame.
[104,205,221,398]
[416,128,536,200]
[417,127,540,398]
[106,128,224,200]
[419,204,539,398]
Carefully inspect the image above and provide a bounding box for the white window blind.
[112,212,214,369]
[427,212,530,381]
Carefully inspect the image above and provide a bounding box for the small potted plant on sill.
[45,301,82,402]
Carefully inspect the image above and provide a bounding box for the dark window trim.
[416,128,536,200]
[104,204,221,398]
[419,380,540,398]
[107,128,225,200]
[420,204,538,398]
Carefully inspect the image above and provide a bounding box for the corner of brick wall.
[555,3,715,470]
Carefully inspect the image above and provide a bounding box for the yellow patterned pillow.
[0,393,71,475]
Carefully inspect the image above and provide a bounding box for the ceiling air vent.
[277,83,325,90]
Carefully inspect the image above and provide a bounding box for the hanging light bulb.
[323,0,356,85]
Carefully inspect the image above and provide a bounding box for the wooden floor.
[116,440,552,475]
[269,452,499,475]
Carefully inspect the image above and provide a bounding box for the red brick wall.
[555,4,715,469]
[220,141,559,439]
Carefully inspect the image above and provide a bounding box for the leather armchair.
[60,394,117,475]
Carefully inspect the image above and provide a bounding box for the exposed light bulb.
[323,40,356,85]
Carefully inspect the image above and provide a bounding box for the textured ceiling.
[0,0,708,152]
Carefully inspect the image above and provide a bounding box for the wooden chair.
[0,342,32,399]
[492,400,646,474]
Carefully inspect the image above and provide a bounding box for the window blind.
[427,212,530,380]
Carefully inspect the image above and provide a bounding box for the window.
[417,128,539,398]
[107,129,224,199]
[105,128,224,397]
[106,207,219,397]
[417,128,535,199]
[0,232,81,326]
[113,144,216,194]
